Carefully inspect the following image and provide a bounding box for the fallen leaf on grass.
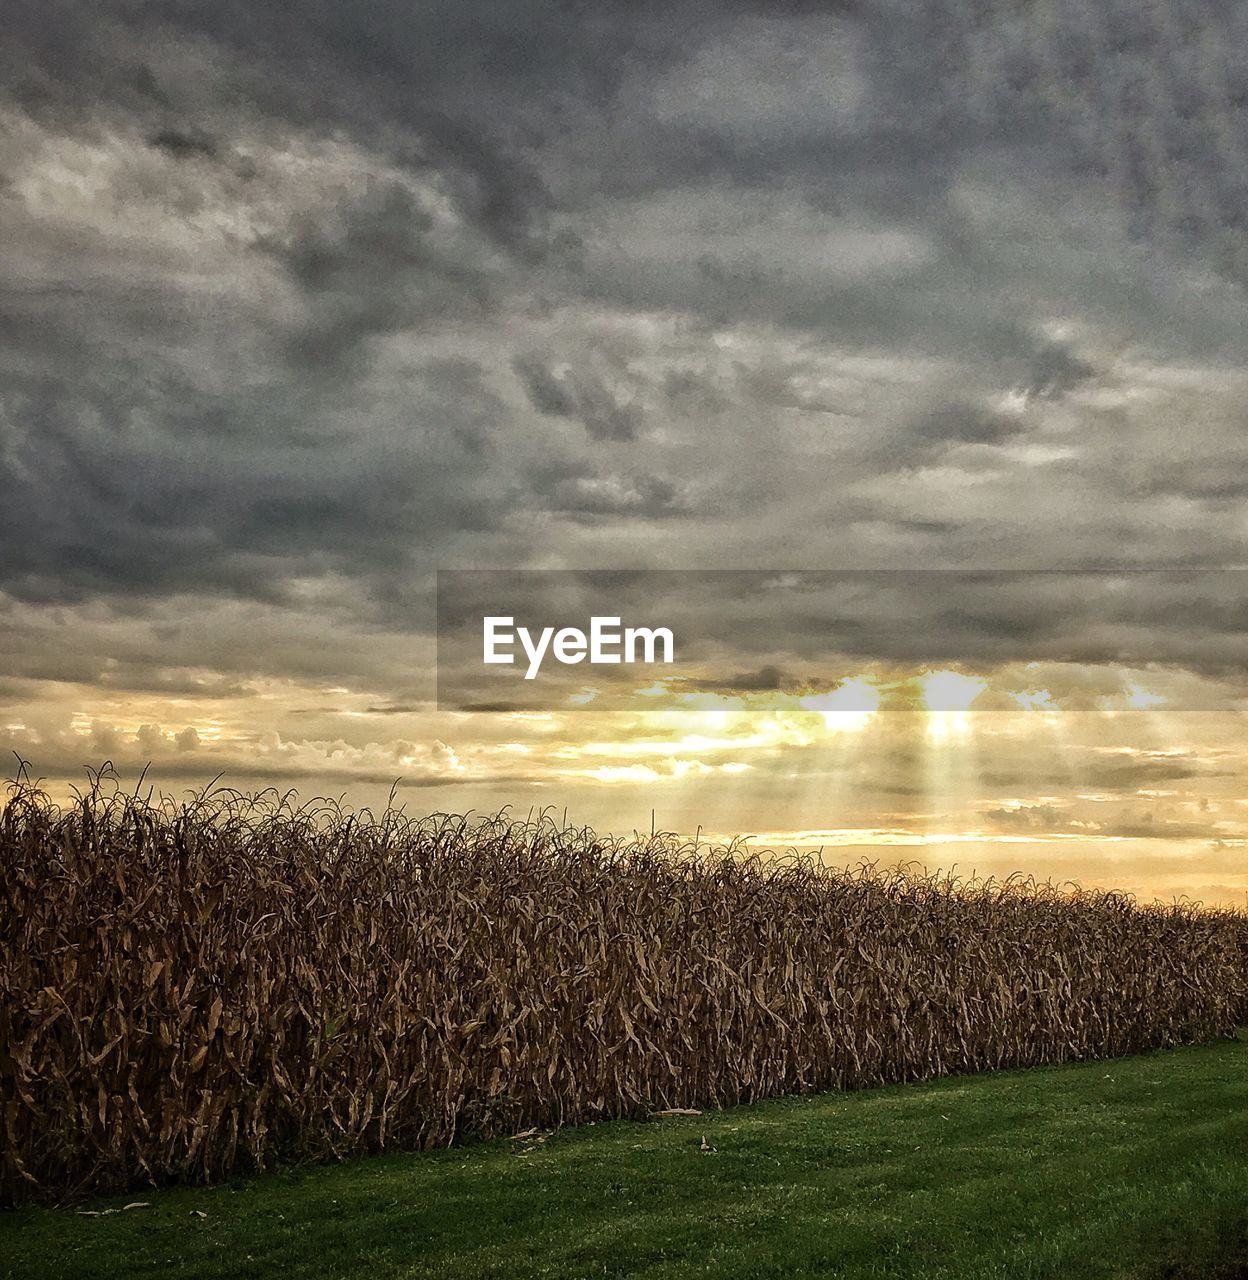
[653,1108,702,1117]
[122,1202,151,1211]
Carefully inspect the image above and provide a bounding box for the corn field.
[2,773,1246,1204]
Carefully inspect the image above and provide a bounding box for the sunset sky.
[2,1,1248,904]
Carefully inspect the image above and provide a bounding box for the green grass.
[3,1036,1247,1280]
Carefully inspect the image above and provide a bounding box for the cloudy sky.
[3,0,1248,902]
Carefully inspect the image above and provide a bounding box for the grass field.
[2,1035,1245,1280]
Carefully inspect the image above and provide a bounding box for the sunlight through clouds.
[921,671,987,741]
[799,677,881,733]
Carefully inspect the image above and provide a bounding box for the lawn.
[2,1035,1246,1280]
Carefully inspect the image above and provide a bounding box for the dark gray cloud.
[1,0,1247,705]
[1021,341,1097,400]
[512,355,644,441]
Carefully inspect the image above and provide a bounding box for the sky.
[2,0,1247,903]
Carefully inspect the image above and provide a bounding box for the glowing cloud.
[1126,684,1165,710]
[1011,689,1055,711]
[799,677,881,732]
[922,670,987,740]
